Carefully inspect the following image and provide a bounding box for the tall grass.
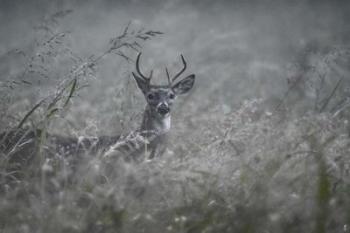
[0,9,350,233]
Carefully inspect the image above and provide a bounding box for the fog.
[1,0,348,106]
[1,1,350,232]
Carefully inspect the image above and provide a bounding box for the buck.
[104,52,195,160]
[0,53,195,168]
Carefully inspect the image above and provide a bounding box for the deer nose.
[157,103,170,115]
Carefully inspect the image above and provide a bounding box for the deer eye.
[147,93,155,100]
[169,93,175,99]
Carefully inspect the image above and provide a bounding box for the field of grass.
[0,1,350,232]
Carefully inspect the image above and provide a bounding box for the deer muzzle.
[157,103,170,116]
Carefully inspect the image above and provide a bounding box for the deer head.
[132,53,195,118]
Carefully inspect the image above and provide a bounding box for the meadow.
[0,1,349,232]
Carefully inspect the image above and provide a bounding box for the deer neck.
[141,106,171,134]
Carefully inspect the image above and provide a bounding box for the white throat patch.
[155,115,171,133]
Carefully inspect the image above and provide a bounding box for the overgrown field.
[1,2,350,233]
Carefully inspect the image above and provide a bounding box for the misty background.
[1,0,349,128]
[1,1,350,233]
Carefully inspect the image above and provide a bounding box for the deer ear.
[132,72,149,93]
[172,74,195,95]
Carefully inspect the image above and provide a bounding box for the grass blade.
[16,99,45,129]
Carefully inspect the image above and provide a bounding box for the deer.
[104,52,195,161]
[0,52,195,179]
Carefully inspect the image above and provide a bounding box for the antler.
[172,54,187,83]
[165,67,171,86]
[135,53,187,86]
[135,53,153,83]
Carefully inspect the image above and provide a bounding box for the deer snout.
[157,103,170,115]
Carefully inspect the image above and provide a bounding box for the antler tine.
[136,53,152,82]
[172,54,187,82]
[165,67,171,86]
